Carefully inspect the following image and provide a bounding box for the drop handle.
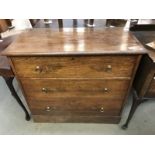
[45,106,52,112]
[100,107,104,113]
[35,66,43,73]
[42,88,57,93]
[104,88,108,92]
[105,65,112,72]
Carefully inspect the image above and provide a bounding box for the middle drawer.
[20,78,130,100]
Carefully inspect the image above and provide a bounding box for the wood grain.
[11,55,136,78]
[28,97,123,116]
[33,114,121,123]
[20,78,130,99]
[5,28,145,123]
[2,28,146,56]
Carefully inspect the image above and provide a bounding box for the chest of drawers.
[2,28,146,123]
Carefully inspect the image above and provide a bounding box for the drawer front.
[146,75,155,97]
[28,97,123,116]
[20,78,130,99]
[12,55,136,78]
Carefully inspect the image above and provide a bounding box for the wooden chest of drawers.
[2,28,146,123]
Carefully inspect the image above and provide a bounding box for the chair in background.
[58,19,95,28]
[29,19,40,27]
[0,19,30,121]
[31,19,95,29]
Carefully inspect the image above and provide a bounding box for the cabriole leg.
[3,77,30,121]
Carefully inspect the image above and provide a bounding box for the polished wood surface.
[6,28,144,123]
[2,28,146,56]
[11,55,137,78]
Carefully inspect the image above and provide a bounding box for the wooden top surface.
[2,28,146,56]
[132,31,155,62]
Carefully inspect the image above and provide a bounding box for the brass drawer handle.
[35,66,43,73]
[105,65,112,72]
[45,106,52,112]
[104,88,108,92]
[42,88,48,93]
[42,88,57,93]
[100,107,104,113]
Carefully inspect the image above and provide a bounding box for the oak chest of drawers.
[2,28,146,123]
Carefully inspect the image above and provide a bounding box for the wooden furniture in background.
[2,28,146,123]
[0,19,13,33]
[106,19,127,27]
[130,19,155,31]
[0,19,10,32]
[122,31,155,129]
[0,19,30,121]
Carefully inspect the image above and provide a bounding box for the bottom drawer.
[32,115,121,124]
[28,97,123,116]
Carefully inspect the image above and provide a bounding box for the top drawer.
[11,55,137,78]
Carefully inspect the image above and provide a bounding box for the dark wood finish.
[122,31,155,129]
[89,19,94,26]
[130,20,155,31]
[0,56,13,77]
[11,55,137,78]
[3,28,145,123]
[58,19,63,28]
[106,19,127,27]
[122,90,147,129]
[2,28,146,56]
[3,77,30,121]
[133,55,154,97]
[0,19,10,32]
[145,78,155,97]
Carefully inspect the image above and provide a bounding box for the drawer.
[145,75,155,97]
[20,78,130,99]
[28,97,123,116]
[12,55,137,78]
